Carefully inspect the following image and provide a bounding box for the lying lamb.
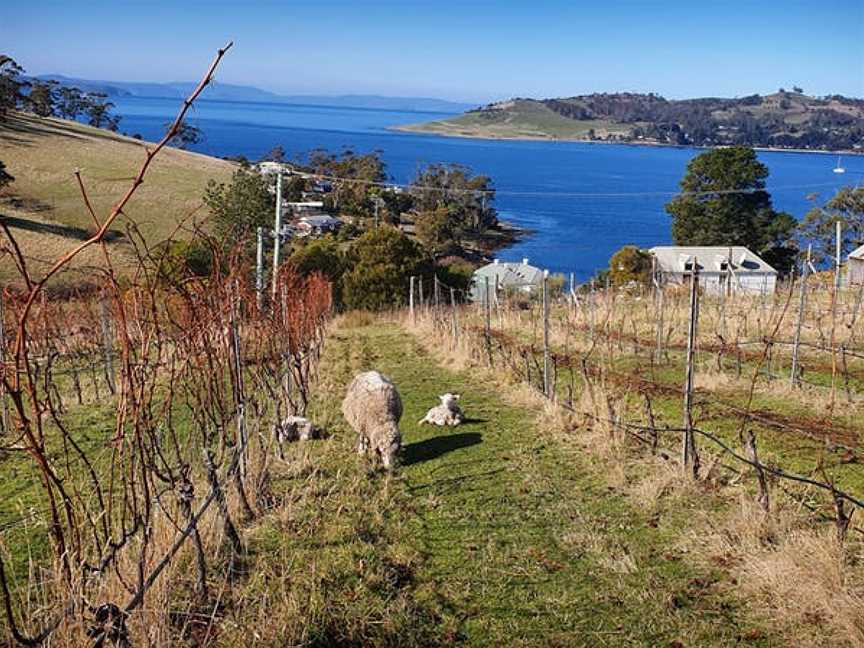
[418,393,464,426]
[273,415,320,458]
[341,371,403,470]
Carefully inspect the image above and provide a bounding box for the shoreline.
[391,124,863,156]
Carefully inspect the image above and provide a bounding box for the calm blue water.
[113,96,864,280]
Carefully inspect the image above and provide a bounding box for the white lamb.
[341,371,403,469]
[418,393,464,426]
[273,415,320,458]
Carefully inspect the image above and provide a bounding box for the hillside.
[398,91,864,151]
[34,75,475,113]
[0,112,236,284]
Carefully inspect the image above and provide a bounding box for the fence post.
[790,255,809,386]
[418,277,425,313]
[409,275,415,324]
[99,294,116,395]
[450,287,458,344]
[256,226,265,312]
[653,259,665,364]
[484,277,493,366]
[682,264,700,478]
[542,272,551,398]
[0,290,7,434]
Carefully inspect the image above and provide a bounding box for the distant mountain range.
[398,91,864,151]
[34,74,475,113]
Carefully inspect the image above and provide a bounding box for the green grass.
[398,100,631,141]
[221,318,775,646]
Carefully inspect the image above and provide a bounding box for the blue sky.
[3,1,862,102]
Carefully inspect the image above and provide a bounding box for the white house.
[849,244,864,285]
[649,246,777,295]
[470,258,545,302]
[296,214,343,237]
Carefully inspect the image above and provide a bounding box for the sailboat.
[833,155,846,174]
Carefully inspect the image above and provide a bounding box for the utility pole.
[256,227,265,312]
[272,172,283,300]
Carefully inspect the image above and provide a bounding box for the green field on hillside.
[398,101,632,140]
[0,112,235,284]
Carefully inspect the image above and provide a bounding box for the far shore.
[391,123,863,157]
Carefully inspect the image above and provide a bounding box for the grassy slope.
[223,317,773,647]
[0,112,235,283]
[398,101,631,141]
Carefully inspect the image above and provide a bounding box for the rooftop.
[474,258,545,287]
[649,246,776,274]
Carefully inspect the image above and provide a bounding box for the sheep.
[418,393,464,426]
[341,371,403,469]
[272,415,320,458]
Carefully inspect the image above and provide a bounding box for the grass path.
[228,319,773,646]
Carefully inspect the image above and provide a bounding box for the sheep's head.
[439,393,461,408]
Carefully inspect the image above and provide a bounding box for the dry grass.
[690,497,864,647]
[0,112,235,284]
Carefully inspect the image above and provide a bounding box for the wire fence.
[409,269,864,542]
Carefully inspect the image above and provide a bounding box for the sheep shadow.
[402,432,482,466]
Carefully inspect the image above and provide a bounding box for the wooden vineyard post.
[418,278,425,314]
[790,251,809,386]
[450,287,458,345]
[409,275,415,324]
[542,272,551,398]
[682,263,700,478]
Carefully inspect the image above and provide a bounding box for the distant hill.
[398,91,864,151]
[35,74,474,113]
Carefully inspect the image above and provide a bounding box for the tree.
[0,55,28,120]
[665,146,797,274]
[410,163,497,236]
[415,206,459,254]
[308,149,387,220]
[289,238,348,307]
[203,168,274,241]
[27,80,58,117]
[168,120,203,149]
[608,245,652,287]
[55,85,86,120]
[799,186,864,264]
[342,227,433,311]
[83,92,121,131]
[0,160,13,190]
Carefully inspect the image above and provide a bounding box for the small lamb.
[418,393,464,426]
[273,415,320,458]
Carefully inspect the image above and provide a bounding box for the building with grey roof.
[470,258,546,302]
[649,246,777,295]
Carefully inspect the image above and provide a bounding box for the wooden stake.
[682,264,700,478]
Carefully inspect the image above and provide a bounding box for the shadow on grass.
[1,213,125,242]
[403,432,482,466]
